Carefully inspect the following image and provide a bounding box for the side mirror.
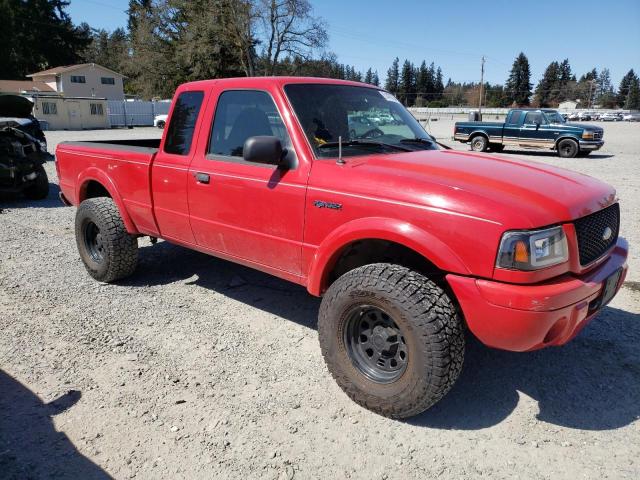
[535,121,541,129]
[243,136,285,166]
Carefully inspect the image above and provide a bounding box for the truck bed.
[56,139,161,236]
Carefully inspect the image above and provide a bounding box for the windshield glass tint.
[544,112,565,124]
[284,84,436,158]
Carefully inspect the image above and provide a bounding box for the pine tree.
[1,0,90,79]
[371,71,380,87]
[625,77,640,109]
[399,60,415,106]
[535,61,561,107]
[505,52,532,106]
[385,57,400,94]
[364,68,373,85]
[594,68,616,107]
[617,69,638,107]
[415,61,430,105]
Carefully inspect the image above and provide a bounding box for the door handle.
[194,172,210,184]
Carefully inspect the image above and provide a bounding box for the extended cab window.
[208,90,291,158]
[523,111,545,125]
[508,111,522,124]
[164,91,204,155]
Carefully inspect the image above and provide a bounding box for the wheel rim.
[472,138,484,151]
[83,221,105,263]
[561,142,574,156]
[344,305,408,384]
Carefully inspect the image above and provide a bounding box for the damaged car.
[0,95,52,199]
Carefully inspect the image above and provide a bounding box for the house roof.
[27,63,124,78]
[0,80,55,93]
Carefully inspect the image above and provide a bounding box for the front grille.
[593,131,603,140]
[574,203,619,265]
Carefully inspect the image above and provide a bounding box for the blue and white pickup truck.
[453,108,604,158]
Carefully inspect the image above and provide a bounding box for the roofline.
[179,76,382,90]
[27,63,126,78]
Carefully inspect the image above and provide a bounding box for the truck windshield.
[284,84,437,158]
[544,112,565,124]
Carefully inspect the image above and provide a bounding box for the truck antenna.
[337,135,345,165]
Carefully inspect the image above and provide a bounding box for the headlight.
[582,131,594,139]
[496,226,568,270]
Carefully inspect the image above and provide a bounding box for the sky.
[67,0,640,86]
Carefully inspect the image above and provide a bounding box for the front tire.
[22,165,49,200]
[318,264,465,419]
[557,138,579,158]
[470,135,488,152]
[75,197,138,282]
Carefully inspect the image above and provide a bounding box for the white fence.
[107,100,171,127]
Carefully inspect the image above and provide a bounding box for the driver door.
[518,111,554,148]
[187,89,306,276]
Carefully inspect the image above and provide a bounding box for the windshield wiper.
[317,139,412,152]
[400,137,451,150]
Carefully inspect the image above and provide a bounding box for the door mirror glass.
[243,136,285,166]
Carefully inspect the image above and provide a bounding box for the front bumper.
[579,139,604,150]
[447,238,628,352]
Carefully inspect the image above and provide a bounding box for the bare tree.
[258,0,327,76]
[221,0,259,76]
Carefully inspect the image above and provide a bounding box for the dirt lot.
[1,122,639,479]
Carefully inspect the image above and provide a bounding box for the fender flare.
[306,217,470,296]
[75,167,139,234]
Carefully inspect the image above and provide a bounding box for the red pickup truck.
[56,77,628,419]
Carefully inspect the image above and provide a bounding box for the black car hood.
[0,95,34,118]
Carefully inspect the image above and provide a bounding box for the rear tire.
[157,121,165,129]
[75,197,138,282]
[22,165,49,200]
[470,135,488,152]
[318,264,465,419]
[557,138,579,158]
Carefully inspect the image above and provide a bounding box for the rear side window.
[208,90,291,157]
[508,111,522,124]
[164,91,204,155]
[523,111,544,125]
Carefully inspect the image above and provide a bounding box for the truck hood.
[342,149,615,228]
[558,122,603,133]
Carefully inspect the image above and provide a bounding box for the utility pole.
[478,56,485,119]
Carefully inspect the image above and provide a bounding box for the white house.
[27,63,125,100]
[558,100,578,110]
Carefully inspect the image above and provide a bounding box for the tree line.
[2,1,638,109]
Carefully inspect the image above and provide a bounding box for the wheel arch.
[75,168,139,234]
[554,134,580,149]
[306,217,470,296]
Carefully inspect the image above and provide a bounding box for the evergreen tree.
[1,0,90,79]
[617,69,638,107]
[625,77,640,109]
[371,70,380,87]
[398,60,415,106]
[505,52,532,106]
[385,57,400,94]
[534,61,561,107]
[364,68,374,85]
[415,61,431,105]
[596,68,616,108]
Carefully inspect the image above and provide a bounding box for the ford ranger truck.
[454,108,604,158]
[55,78,628,419]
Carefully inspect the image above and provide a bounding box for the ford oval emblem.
[602,227,613,241]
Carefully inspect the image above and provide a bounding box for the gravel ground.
[1,123,639,480]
